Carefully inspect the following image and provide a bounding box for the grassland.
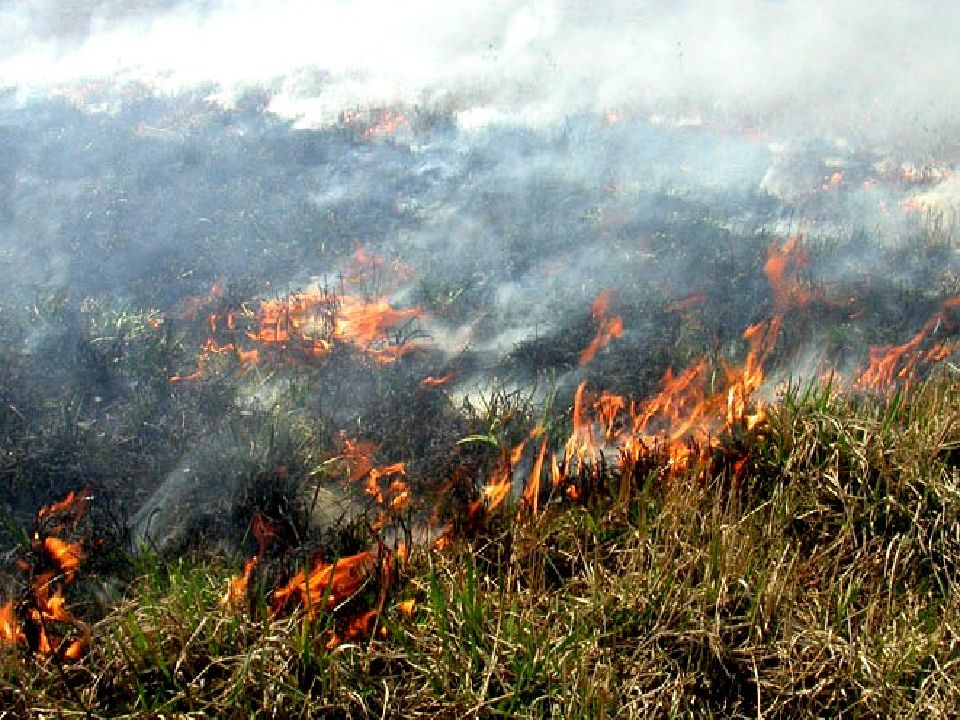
[3,368,960,719]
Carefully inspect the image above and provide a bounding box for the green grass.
[4,372,960,717]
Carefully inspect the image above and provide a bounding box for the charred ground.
[1,91,960,717]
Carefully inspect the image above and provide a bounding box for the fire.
[726,317,781,430]
[339,436,379,482]
[364,462,407,507]
[596,392,625,441]
[858,296,960,392]
[247,289,422,364]
[42,537,83,582]
[421,373,456,387]
[564,381,600,470]
[178,277,226,323]
[487,442,526,513]
[6,491,94,659]
[341,109,410,140]
[0,601,23,645]
[222,557,258,609]
[327,609,381,649]
[386,478,411,513]
[221,512,279,608]
[366,111,409,139]
[62,627,90,661]
[579,291,623,365]
[272,550,377,618]
[560,334,773,482]
[630,360,710,440]
[171,251,424,382]
[34,577,75,625]
[169,339,258,383]
[37,489,89,523]
[251,512,276,557]
[521,436,548,516]
[821,172,844,191]
[764,234,809,308]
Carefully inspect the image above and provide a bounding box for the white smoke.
[0,0,958,147]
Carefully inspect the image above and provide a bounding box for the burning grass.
[3,371,960,717]
[3,222,960,715]
[6,88,960,717]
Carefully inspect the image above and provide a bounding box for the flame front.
[858,296,960,391]
[171,249,425,382]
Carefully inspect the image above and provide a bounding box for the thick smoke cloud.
[1,0,958,147]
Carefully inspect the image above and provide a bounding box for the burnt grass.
[2,95,960,716]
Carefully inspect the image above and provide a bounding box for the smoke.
[1,0,958,147]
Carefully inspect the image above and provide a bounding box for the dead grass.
[4,372,960,718]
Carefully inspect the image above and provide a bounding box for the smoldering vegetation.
[1,77,960,716]
[0,87,958,546]
[1,1,960,716]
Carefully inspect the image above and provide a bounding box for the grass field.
[3,367,960,718]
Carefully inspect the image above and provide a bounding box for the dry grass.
[4,372,960,718]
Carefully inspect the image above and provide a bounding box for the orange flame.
[38,584,76,625]
[37,489,89,523]
[251,512,276,558]
[472,442,525,516]
[764,235,809,309]
[421,373,456,387]
[0,601,23,645]
[341,437,379,483]
[565,381,600,469]
[726,317,780,430]
[579,291,623,365]
[522,436,548,516]
[386,478,411,513]
[272,550,376,618]
[596,392,625,442]
[821,172,844,191]
[363,111,410,139]
[365,462,406,506]
[43,537,83,583]
[62,626,90,661]
[858,296,960,391]
[222,557,258,608]
[248,289,422,365]
[171,250,423,380]
[178,278,226,323]
[1,492,93,659]
[169,339,258,383]
[560,313,779,480]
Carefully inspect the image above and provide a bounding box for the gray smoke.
[2,1,958,549]
[0,1,958,149]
